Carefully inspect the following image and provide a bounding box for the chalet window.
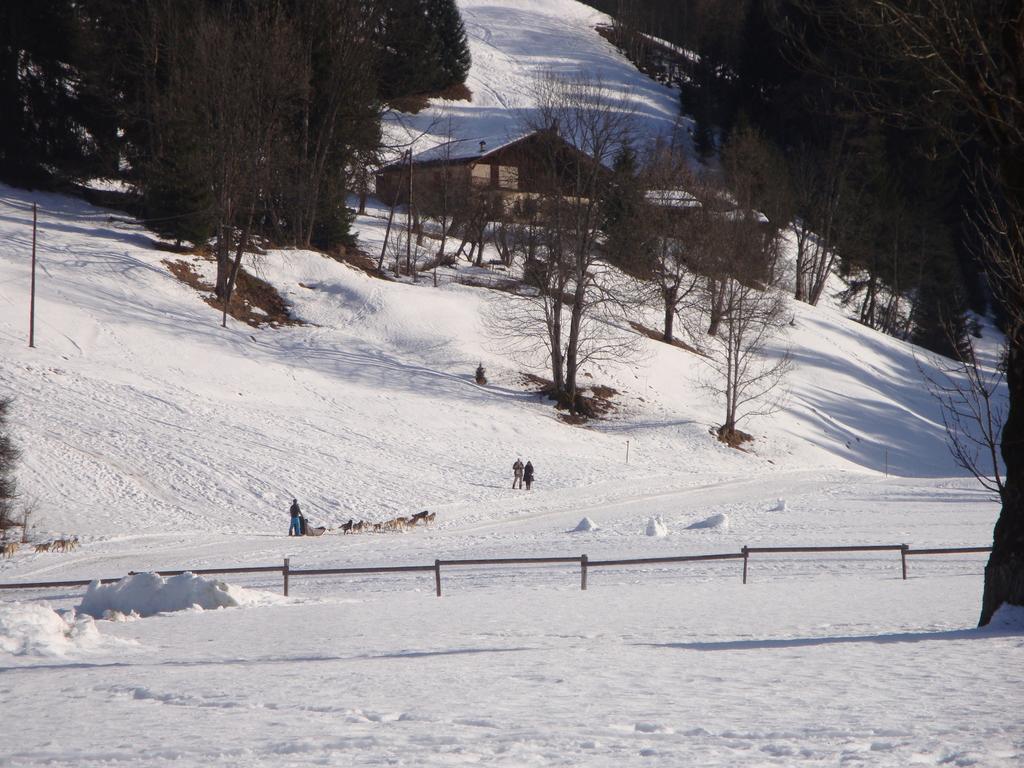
[497,165,519,189]
[471,164,490,187]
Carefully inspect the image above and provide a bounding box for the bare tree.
[639,148,708,344]
[534,75,637,412]
[921,336,1007,498]
[417,124,473,283]
[695,206,791,444]
[487,75,640,414]
[789,132,856,306]
[145,2,307,302]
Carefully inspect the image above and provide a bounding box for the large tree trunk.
[794,226,808,302]
[707,277,724,336]
[564,279,585,415]
[980,321,1024,625]
[663,284,677,343]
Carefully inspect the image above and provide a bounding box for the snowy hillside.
[0,177,994,539]
[1,2,1018,766]
[383,0,690,161]
[0,0,1004,541]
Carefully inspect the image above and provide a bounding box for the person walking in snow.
[512,458,524,489]
[523,460,534,491]
[289,499,302,536]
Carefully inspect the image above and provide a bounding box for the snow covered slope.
[0,0,1004,539]
[0,178,997,540]
[384,0,690,161]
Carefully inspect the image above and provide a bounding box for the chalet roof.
[378,128,598,172]
[645,187,769,223]
[645,188,700,209]
[378,131,536,172]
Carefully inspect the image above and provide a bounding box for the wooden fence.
[0,544,992,597]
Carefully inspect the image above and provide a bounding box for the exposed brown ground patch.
[163,257,300,328]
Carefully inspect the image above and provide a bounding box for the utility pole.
[29,203,37,348]
[406,149,414,280]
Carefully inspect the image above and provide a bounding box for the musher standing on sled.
[289,499,302,536]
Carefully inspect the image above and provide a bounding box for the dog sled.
[300,516,326,536]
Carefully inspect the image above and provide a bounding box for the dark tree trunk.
[980,321,1024,625]
[707,277,724,336]
[215,221,232,299]
[794,230,807,302]
[663,284,677,343]
[221,205,255,328]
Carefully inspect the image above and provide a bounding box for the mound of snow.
[78,572,272,619]
[982,604,1024,632]
[572,517,599,532]
[686,513,729,530]
[645,516,668,537]
[0,603,103,657]
[772,498,787,512]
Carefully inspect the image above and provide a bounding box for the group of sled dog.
[339,510,435,534]
[1,536,79,559]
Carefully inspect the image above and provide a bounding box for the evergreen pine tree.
[428,0,471,88]
[685,49,718,163]
[0,397,19,532]
[0,0,106,184]
[911,254,971,360]
[377,0,443,99]
[601,145,645,270]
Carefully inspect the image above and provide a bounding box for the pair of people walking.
[512,458,534,490]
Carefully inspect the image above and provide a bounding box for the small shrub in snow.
[645,516,668,537]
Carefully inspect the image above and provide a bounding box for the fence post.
[900,544,908,580]
[742,546,749,584]
[283,557,290,596]
[434,559,442,597]
[580,554,588,591]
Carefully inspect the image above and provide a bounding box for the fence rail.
[0,544,992,597]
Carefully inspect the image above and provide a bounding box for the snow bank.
[982,603,1024,632]
[0,603,103,656]
[645,516,668,537]
[686,513,729,530]
[571,517,599,532]
[78,572,272,619]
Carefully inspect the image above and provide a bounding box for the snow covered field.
[0,0,1018,764]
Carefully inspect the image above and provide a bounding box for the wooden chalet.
[374,128,603,216]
